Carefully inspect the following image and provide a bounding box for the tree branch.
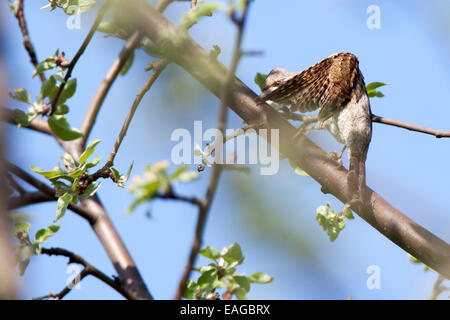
[174,0,252,299]
[15,0,46,83]
[79,31,143,149]
[106,59,169,167]
[8,191,51,210]
[129,0,450,279]
[49,0,111,115]
[40,247,137,300]
[5,161,95,222]
[372,114,450,138]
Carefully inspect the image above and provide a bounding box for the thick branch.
[130,0,450,279]
[8,191,51,210]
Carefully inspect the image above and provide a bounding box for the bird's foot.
[327,151,344,169]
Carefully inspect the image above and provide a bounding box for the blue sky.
[2,0,449,299]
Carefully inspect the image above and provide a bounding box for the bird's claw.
[327,151,344,169]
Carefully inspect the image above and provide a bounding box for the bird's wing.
[260,52,364,122]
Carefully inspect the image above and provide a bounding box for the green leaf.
[9,0,19,14]
[80,182,101,198]
[41,76,57,99]
[110,167,121,181]
[59,78,77,103]
[55,192,72,222]
[197,269,218,292]
[248,272,273,284]
[368,91,384,98]
[124,162,133,182]
[54,104,69,115]
[254,72,268,91]
[34,225,60,244]
[222,242,244,264]
[32,58,56,78]
[119,51,134,76]
[344,209,354,220]
[12,222,31,240]
[12,109,30,127]
[234,275,250,292]
[9,88,31,104]
[85,156,102,169]
[30,165,67,180]
[79,139,101,164]
[199,245,221,261]
[182,280,199,300]
[316,204,342,242]
[235,287,247,300]
[366,82,387,98]
[366,82,387,93]
[48,115,83,141]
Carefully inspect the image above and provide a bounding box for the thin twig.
[174,0,252,300]
[372,114,450,138]
[429,274,449,300]
[281,109,450,138]
[15,0,46,83]
[40,247,137,300]
[202,124,256,160]
[154,191,202,207]
[49,1,111,115]
[106,59,168,167]
[79,31,143,150]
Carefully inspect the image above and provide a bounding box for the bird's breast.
[323,93,372,146]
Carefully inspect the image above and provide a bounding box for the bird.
[259,52,372,210]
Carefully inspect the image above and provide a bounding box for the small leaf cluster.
[127,161,198,213]
[10,50,82,141]
[30,140,106,221]
[316,203,354,242]
[31,140,133,221]
[183,243,273,300]
[11,222,60,275]
[366,82,387,98]
[40,0,96,15]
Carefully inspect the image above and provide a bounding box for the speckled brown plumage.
[260,52,366,124]
[260,52,372,210]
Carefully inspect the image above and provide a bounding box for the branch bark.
[41,247,137,300]
[129,0,450,279]
[15,0,46,83]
